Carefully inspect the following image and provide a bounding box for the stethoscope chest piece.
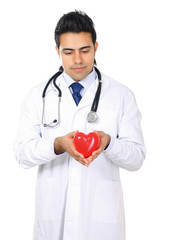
[87,111,98,123]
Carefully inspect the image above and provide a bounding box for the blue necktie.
[70,82,83,105]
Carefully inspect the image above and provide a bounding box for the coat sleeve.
[14,87,57,169]
[104,88,146,171]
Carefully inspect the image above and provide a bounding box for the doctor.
[14,10,146,240]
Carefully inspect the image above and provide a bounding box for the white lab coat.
[14,72,146,240]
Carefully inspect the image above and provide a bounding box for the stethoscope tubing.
[42,66,102,127]
[42,66,63,98]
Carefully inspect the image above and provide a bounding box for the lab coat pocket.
[91,180,123,224]
[35,178,61,222]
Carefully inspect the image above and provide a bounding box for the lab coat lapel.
[57,75,77,106]
[80,73,110,107]
[78,78,99,108]
[58,75,98,109]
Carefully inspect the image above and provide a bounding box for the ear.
[55,46,60,56]
[94,41,98,53]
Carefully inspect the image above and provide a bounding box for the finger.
[70,130,77,138]
[87,156,93,162]
[93,130,99,135]
[77,158,90,167]
[89,148,103,162]
[86,153,97,162]
[74,130,79,135]
[72,152,88,164]
[92,147,102,156]
[74,150,84,159]
[94,130,103,138]
[71,130,79,139]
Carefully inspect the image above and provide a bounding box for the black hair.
[54,10,97,48]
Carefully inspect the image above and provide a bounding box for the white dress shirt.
[63,68,97,97]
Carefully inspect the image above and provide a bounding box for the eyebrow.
[62,46,92,51]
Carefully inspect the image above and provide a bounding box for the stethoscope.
[42,66,102,127]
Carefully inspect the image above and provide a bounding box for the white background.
[0,0,176,239]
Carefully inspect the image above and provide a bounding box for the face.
[56,32,98,82]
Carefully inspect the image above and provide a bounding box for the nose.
[74,52,82,64]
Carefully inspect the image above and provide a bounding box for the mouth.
[71,66,87,72]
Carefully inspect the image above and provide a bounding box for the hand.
[86,130,111,163]
[54,131,90,167]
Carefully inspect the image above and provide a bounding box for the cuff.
[37,137,58,160]
[103,136,116,152]
[103,137,124,159]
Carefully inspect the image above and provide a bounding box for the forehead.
[59,32,93,49]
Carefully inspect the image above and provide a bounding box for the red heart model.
[73,132,100,158]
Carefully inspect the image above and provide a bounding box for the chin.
[72,73,87,81]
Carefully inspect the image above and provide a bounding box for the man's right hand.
[54,131,91,167]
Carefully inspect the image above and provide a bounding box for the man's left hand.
[86,130,111,164]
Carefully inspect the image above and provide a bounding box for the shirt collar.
[63,67,97,91]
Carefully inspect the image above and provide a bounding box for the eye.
[64,51,73,55]
[81,50,89,54]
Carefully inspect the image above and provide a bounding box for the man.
[14,10,146,240]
